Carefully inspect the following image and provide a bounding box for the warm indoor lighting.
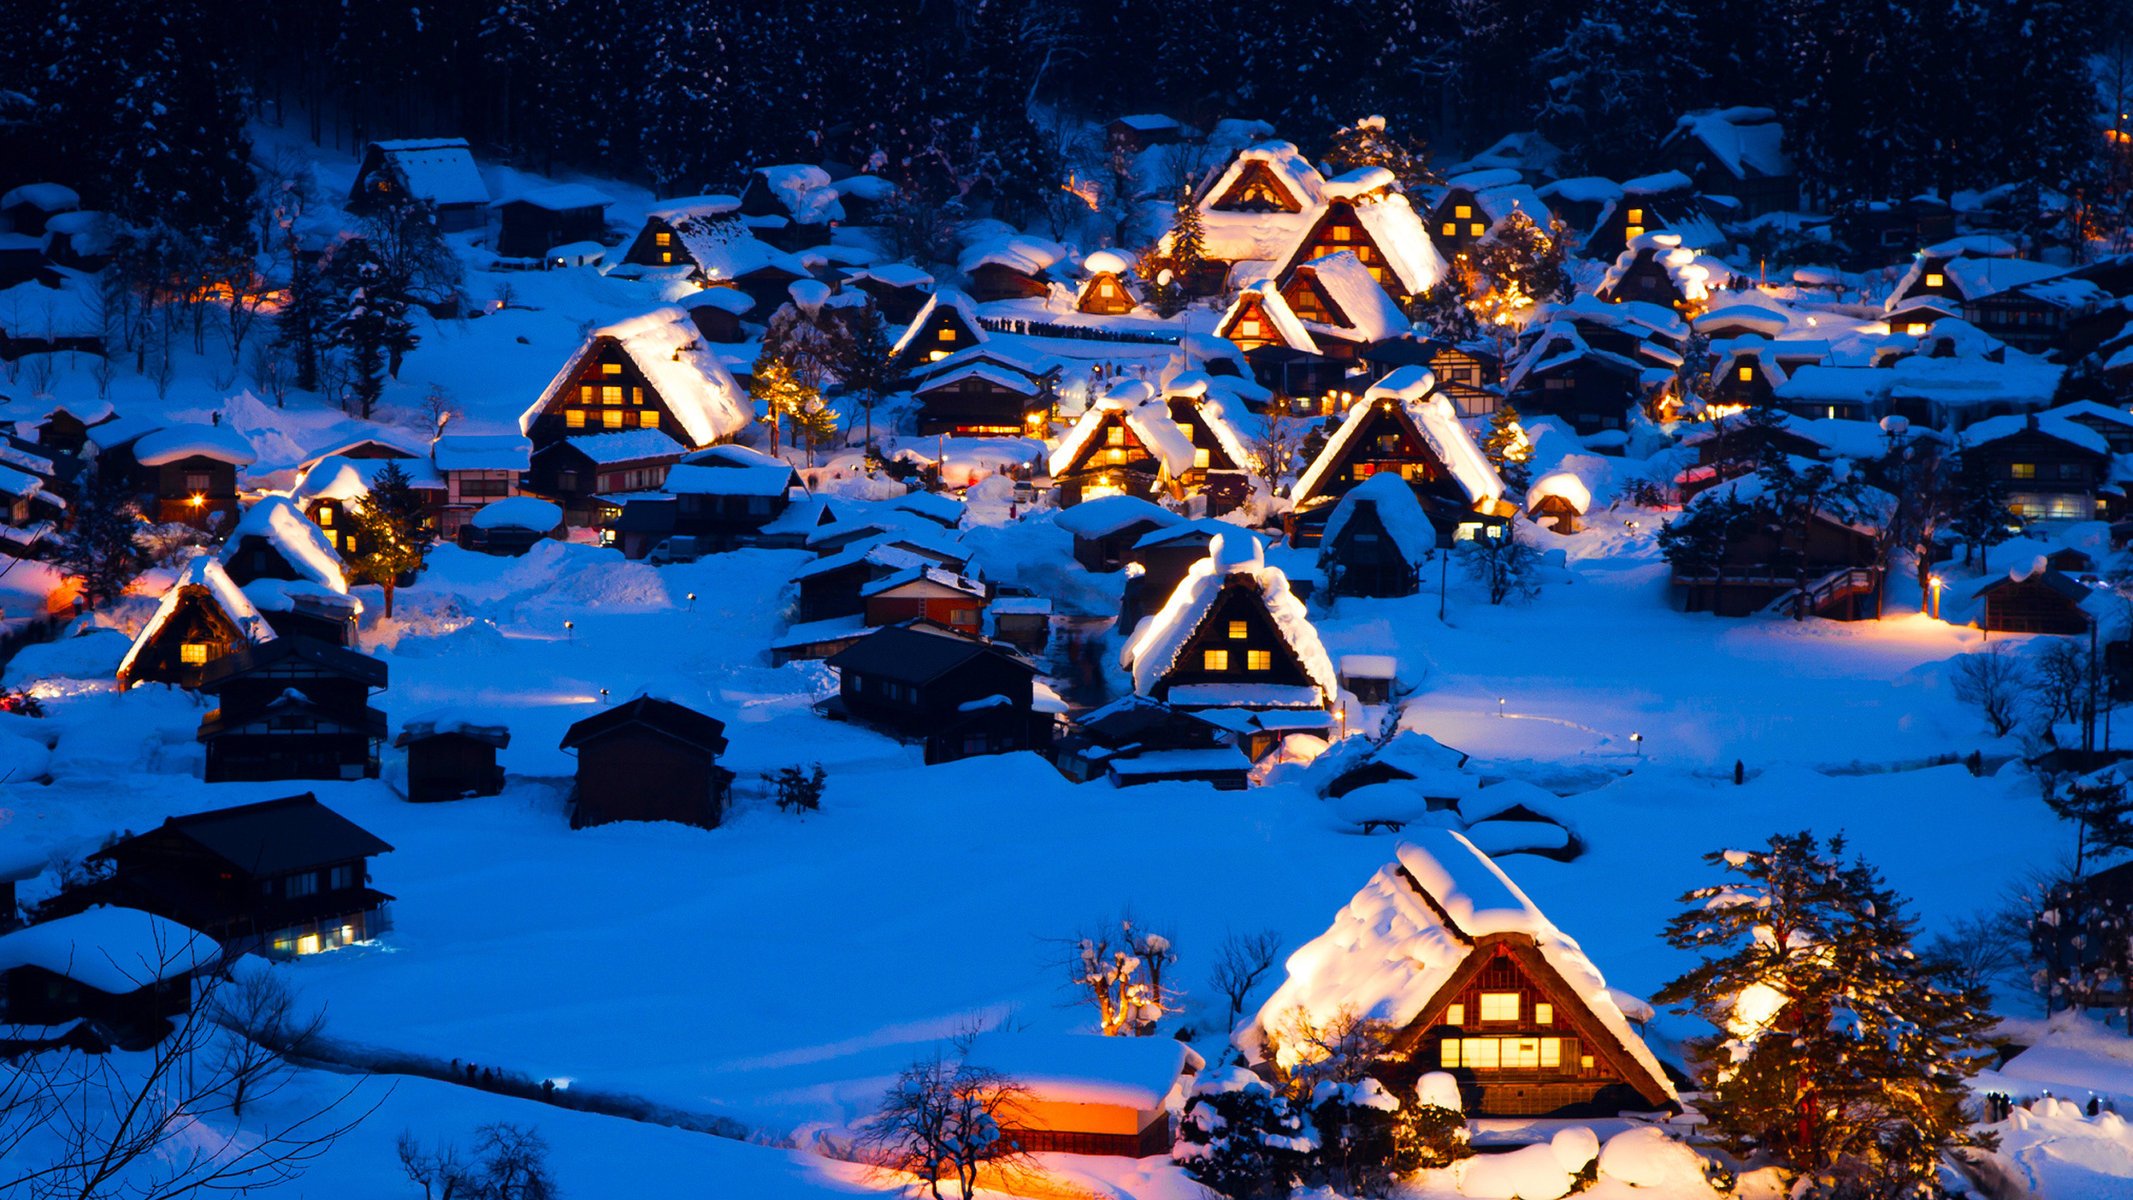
[187,493,204,508]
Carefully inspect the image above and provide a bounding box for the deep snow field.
[0,129,2121,1198]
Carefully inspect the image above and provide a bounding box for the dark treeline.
[0,0,2121,245]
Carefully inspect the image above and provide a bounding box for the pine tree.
[1322,116,1436,191]
[56,472,146,609]
[834,300,906,454]
[328,240,417,419]
[752,353,836,464]
[1657,833,1991,1196]
[1951,452,2021,570]
[1172,1069,1309,1200]
[2045,771,2133,879]
[1481,404,1532,493]
[1471,211,1568,324]
[1535,0,1708,178]
[273,244,334,395]
[348,461,433,620]
[1167,186,1206,288]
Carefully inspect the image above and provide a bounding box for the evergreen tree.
[2045,771,2133,879]
[1471,211,1569,324]
[1534,0,1708,178]
[752,353,836,463]
[1322,116,1436,191]
[1657,833,1991,1196]
[1172,1069,1309,1200]
[328,238,417,418]
[834,300,906,453]
[348,461,433,620]
[1659,490,1760,602]
[1481,404,1532,493]
[55,473,146,609]
[273,244,335,395]
[1950,452,2021,569]
[1166,186,1207,288]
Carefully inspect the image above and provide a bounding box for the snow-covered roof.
[369,139,489,208]
[1323,166,1397,201]
[1889,253,2069,309]
[494,183,612,212]
[1321,471,1434,566]
[117,556,275,681]
[956,233,1065,278]
[0,463,43,501]
[1120,531,1336,702]
[1241,832,1677,1106]
[1665,107,1791,181]
[222,496,346,592]
[662,462,794,497]
[1217,279,1316,353]
[432,434,531,472]
[292,455,441,503]
[1597,232,1728,304]
[751,164,844,225]
[1169,379,1261,475]
[1294,368,1505,507]
[832,174,898,202]
[469,495,563,531]
[1049,380,1198,478]
[1190,142,1329,264]
[2,182,80,213]
[1962,411,2110,457]
[647,194,742,222]
[1528,470,1593,515]
[396,710,511,747]
[0,907,218,994]
[1053,493,1182,539]
[132,423,257,467]
[890,288,986,361]
[1347,194,1446,295]
[557,429,688,465]
[660,208,809,282]
[1294,250,1409,344]
[522,307,751,448]
[915,361,1042,396]
[964,1032,1202,1110]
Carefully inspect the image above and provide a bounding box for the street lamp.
[563,620,575,643]
[1631,732,1644,757]
[1928,574,1945,621]
[1497,697,1507,719]
[598,687,610,705]
[686,592,697,611]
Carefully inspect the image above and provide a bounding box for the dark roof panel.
[132,793,393,875]
[559,695,728,754]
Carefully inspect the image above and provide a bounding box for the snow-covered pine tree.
[1534,0,1707,179]
[348,460,433,619]
[272,243,334,395]
[1657,833,1991,1197]
[1173,1067,1310,1200]
[1950,451,2021,570]
[1322,116,1435,192]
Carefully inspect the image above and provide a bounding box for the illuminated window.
[603,410,624,430]
[1247,649,1272,671]
[639,411,660,429]
[1469,223,1484,237]
[1536,1002,1554,1026]
[939,328,957,344]
[631,387,645,405]
[1445,1003,1465,1026]
[1107,425,1126,446]
[1738,366,1754,382]
[1925,272,1945,288]
[656,231,672,246]
[1440,1040,1460,1068]
[602,385,623,404]
[1479,992,1520,1022]
[579,384,594,402]
[1905,321,1927,335]
[1624,225,1644,239]
[1203,649,1230,671]
[1105,448,1127,465]
[602,362,623,376]
[1440,222,1456,237]
[1442,1037,1562,1070]
[661,251,673,264]
[1228,620,1249,639]
[2012,463,2036,480]
[1458,1038,1499,1069]
[316,506,333,527]
[1580,1055,1595,1070]
[296,933,320,956]
[1194,448,1211,469]
[1627,208,1644,225]
[180,642,210,665]
[1455,205,1472,219]
[566,409,586,428]
[1239,318,1264,338]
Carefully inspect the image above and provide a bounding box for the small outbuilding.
[0,907,219,1052]
[395,713,510,803]
[560,695,734,830]
[965,1032,1203,1157]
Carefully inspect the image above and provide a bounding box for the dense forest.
[0,0,2125,249]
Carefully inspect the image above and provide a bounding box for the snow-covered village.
[7,2,2133,1198]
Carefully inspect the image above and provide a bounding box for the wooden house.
[394,714,509,803]
[959,235,1064,302]
[489,184,611,261]
[622,196,742,271]
[679,287,754,343]
[824,622,1044,764]
[219,495,347,593]
[1971,566,2095,636]
[1526,470,1594,534]
[197,637,388,784]
[520,307,751,454]
[1184,142,1328,290]
[967,1033,1201,1157]
[458,496,562,556]
[1290,367,1508,542]
[792,533,971,623]
[1119,521,1228,631]
[1277,192,1446,304]
[1049,695,1252,788]
[844,263,936,324]
[1670,479,1886,618]
[1106,113,1187,155]
[1504,328,1654,435]
[88,793,395,957]
[1581,171,1723,263]
[244,580,362,649]
[1323,730,1471,800]
[1247,832,1680,1118]
[349,139,489,231]
[737,165,844,250]
[1055,494,1182,573]
[1075,249,1143,315]
[560,695,734,830]
[913,361,1052,437]
[1048,381,1198,505]
[35,401,115,456]
[0,182,80,237]
[1119,532,1336,714]
[431,435,531,538]
[861,566,988,636]
[891,289,987,370]
[1594,232,1731,312]
[292,454,446,559]
[124,423,257,527]
[528,428,686,528]
[1426,169,1549,259]
[1161,377,1258,514]
[1362,338,1501,419]
[1659,107,1797,219]
[1224,251,1410,361]
[116,556,277,689]
[990,595,1052,654]
[1962,412,2111,524]
[0,908,218,1053]
[1319,473,1434,598]
[652,460,802,550]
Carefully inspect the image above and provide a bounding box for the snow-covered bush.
[1310,1077,1404,1197]
[1400,1071,1473,1171]
[1173,1066,1311,1200]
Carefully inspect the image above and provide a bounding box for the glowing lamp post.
[686,592,697,611]
[1928,574,1945,621]
[598,688,610,705]
[1497,697,1507,719]
[563,620,575,644]
[1630,732,1644,758]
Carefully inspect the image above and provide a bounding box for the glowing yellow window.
[1240,319,1264,338]
[1106,425,1126,446]
[1627,208,1644,224]
[1228,620,1248,639]
[638,411,659,429]
[1440,1040,1460,1068]
[1479,992,1520,1022]
[1247,650,1272,671]
[1539,1038,1562,1068]
[631,387,644,405]
[1536,1002,1554,1026]
[1440,222,1456,237]
[1580,1055,1596,1069]
[1905,321,1928,335]
[316,506,333,527]
[602,362,623,376]
[1459,1038,1500,1069]
[1445,1003,1465,1025]
[1624,225,1644,239]
[1738,366,1754,382]
[1105,448,1126,465]
[578,384,594,402]
[1194,448,1211,469]
[180,642,210,665]
[296,933,321,956]
[566,409,586,428]
[603,410,624,430]
[1202,649,1230,670]
[1926,272,1945,288]
[939,328,957,343]
[1454,205,1472,219]
[656,231,672,246]
[2012,463,2036,480]
[1469,223,1484,237]
[661,251,673,264]
[601,385,623,404]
